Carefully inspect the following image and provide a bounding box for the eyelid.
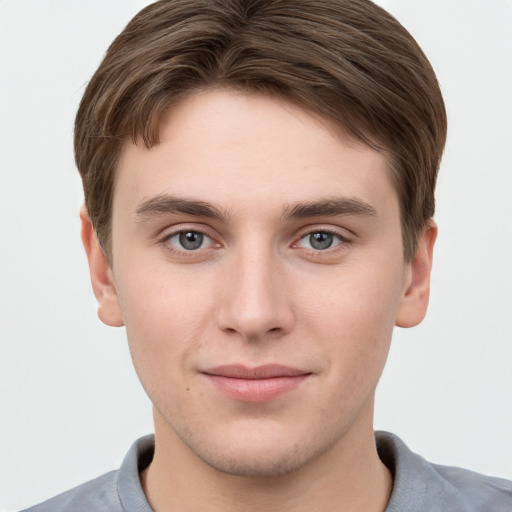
[290,225,353,258]
[158,220,219,238]
[293,224,352,244]
[296,232,344,249]
[168,231,212,250]
[158,224,222,255]
[155,222,352,258]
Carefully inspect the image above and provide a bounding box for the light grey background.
[1,1,511,510]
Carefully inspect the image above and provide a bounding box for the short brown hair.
[75,0,447,261]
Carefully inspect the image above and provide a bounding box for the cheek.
[114,266,216,391]
[117,260,216,332]
[298,264,403,395]
[300,259,403,333]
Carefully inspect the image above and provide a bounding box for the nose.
[216,245,295,342]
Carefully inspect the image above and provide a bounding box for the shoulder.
[430,462,512,511]
[19,471,120,512]
[376,431,512,512]
[19,434,154,512]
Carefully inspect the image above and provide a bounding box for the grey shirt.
[21,432,512,511]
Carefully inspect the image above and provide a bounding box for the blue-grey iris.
[310,232,333,250]
[179,231,204,250]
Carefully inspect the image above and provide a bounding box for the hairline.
[95,85,420,265]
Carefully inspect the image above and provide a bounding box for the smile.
[201,365,312,402]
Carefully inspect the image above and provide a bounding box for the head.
[75,0,446,263]
[77,0,446,479]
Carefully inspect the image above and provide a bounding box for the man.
[21,0,512,510]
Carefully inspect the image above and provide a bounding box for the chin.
[177,421,340,478]
[195,443,312,478]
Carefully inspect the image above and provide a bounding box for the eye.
[167,230,212,251]
[296,231,345,251]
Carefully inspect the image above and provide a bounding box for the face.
[83,89,434,477]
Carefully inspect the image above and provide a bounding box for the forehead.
[115,89,398,217]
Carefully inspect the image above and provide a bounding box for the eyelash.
[158,226,351,258]
[293,228,351,255]
[159,227,219,258]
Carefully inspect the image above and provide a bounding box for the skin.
[82,89,436,512]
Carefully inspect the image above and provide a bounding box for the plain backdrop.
[1,1,511,510]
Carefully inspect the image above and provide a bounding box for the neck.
[142,408,392,512]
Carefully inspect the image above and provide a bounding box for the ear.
[80,206,124,327]
[395,222,437,328]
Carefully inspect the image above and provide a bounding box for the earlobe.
[395,222,437,328]
[80,206,124,327]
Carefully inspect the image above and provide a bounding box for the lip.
[201,365,311,402]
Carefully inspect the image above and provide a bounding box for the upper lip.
[202,364,310,380]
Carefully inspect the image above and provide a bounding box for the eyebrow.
[135,194,228,222]
[135,194,377,223]
[282,197,377,219]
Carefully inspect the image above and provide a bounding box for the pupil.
[179,231,203,250]
[310,232,333,250]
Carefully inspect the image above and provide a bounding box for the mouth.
[201,364,312,402]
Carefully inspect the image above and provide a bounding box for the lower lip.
[205,374,309,402]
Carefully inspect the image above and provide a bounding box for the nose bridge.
[217,239,293,340]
